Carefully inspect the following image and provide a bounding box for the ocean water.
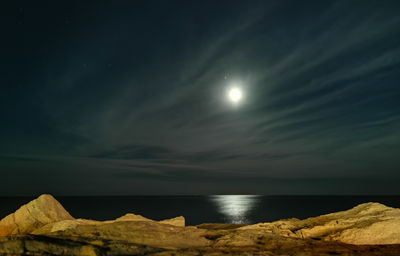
[1,195,400,225]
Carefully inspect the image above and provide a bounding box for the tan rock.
[48,221,210,249]
[2,193,400,256]
[3,233,400,256]
[0,194,74,236]
[159,216,185,227]
[241,202,400,245]
[114,214,185,227]
[114,213,152,222]
[33,213,185,235]
[32,219,100,234]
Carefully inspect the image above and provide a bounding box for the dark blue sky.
[1,0,400,195]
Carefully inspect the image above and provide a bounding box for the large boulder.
[240,202,400,245]
[0,194,74,236]
[0,194,186,237]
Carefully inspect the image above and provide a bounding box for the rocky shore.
[0,194,399,255]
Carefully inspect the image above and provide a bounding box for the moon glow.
[228,87,243,103]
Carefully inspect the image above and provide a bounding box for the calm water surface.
[1,195,399,225]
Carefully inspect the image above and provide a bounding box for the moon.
[228,87,243,103]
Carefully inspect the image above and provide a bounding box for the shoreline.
[0,194,400,255]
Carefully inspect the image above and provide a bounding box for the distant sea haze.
[1,195,400,225]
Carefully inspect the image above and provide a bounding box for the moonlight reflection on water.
[210,195,260,224]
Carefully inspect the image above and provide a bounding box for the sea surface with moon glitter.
[1,195,400,225]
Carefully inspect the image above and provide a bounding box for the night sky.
[1,0,400,195]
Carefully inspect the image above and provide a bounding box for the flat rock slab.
[1,234,400,256]
[241,202,400,245]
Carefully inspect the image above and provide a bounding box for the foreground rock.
[1,233,400,256]
[0,194,74,236]
[1,195,400,255]
[0,195,185,237]
[32,214,185,234]
[239,202,400,245]
[37,221,210,249]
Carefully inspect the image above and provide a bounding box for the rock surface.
[0,195,185,237]
[240,202,400,245]
[114,213,185,227]
[38,221,210,249]
[1,195,400,255]
[32,214,185,235]
[1,233,400,256]
[0,194,74,236]
[159,216,185,227]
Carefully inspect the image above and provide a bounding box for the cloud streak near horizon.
[1,0,400,195]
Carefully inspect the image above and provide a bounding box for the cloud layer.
[1,0,400,195]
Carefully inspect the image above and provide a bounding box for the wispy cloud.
[1,0,400,194]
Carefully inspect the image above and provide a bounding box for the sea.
[1,195,400,225]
